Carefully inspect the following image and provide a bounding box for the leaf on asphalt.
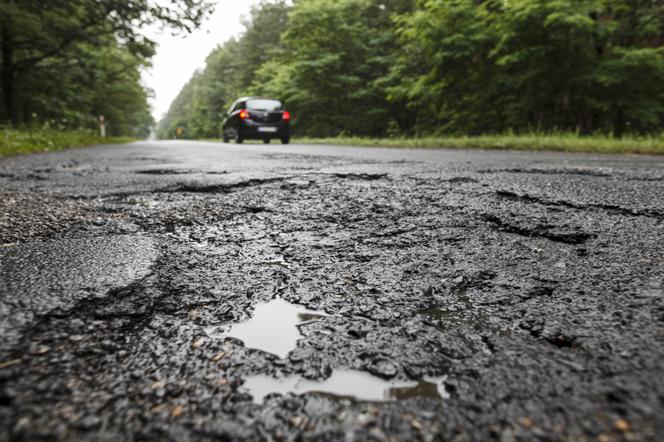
[0,359,21,369]
[519,417,534,428]
[210,351,226,362]
[151,404,167,414]
[171,405,184,418]
[614,418,630,432]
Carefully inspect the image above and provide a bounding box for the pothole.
[208,298,449,403]
[205,298,326,359]
[243,370,449,403]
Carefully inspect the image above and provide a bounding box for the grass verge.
[0,128,135,158]
[294,133,664,155]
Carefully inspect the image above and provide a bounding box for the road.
[1,141,663,441]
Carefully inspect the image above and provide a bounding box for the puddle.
[206,298,326,359]
[243,370,448,403]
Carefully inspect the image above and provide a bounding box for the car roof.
[234,96,281,104]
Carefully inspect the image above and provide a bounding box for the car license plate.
[258,127,277,133]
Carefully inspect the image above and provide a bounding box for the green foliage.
[160,0,664,140]
[0,0,213,136]
[264,0,412,136]
[0,127,134,157]
[157,1,290,139]
[295,133,664,155]
[393,0,664,135]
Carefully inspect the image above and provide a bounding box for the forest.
[0,0,212,138]
[158,0,664,140]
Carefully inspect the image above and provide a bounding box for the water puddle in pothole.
[243,370,448,403]
[208,298,449,403]
[205,298,326,359]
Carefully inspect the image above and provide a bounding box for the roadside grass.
[294,133,664,155]
[0,128,135,158]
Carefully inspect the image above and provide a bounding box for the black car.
[222,97,290,144]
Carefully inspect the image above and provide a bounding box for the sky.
[143,1,255,122]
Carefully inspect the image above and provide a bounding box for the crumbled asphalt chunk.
[0,143,663,441]
[365,358,399,379]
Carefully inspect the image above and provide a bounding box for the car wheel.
[236,133,244,144]
[281,137,290,145]
[263,138,270,144]
[223,134,230,143]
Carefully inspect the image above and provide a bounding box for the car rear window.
[246,99,282,111]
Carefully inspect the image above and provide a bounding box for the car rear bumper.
[239,121,290,139]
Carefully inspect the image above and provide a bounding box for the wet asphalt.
[0,140,663,441]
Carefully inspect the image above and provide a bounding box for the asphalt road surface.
[1,141,663,441]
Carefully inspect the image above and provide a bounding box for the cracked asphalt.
[1,140,663,441]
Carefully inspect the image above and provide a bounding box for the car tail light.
[239,110,250,120]
[282,111,291,121]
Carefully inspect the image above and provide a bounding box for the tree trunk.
[1,26,17,124]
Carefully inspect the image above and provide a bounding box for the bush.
[0,128,134,157]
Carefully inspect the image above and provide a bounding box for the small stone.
[13,416,31,433]
[289,416,306,427]
[192,337,206,349]
[366,358,398,379]
[30,345,50,355]
[77,415,101,429]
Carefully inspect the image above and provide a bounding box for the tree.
[0,0,213,124]
[255,0,413,137]
[160,0,664,138]
[157,1,291,139]
[390,0,664,135]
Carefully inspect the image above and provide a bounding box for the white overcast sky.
[143,1,255,121]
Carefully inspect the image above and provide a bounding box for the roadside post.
[99,115,106,138]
